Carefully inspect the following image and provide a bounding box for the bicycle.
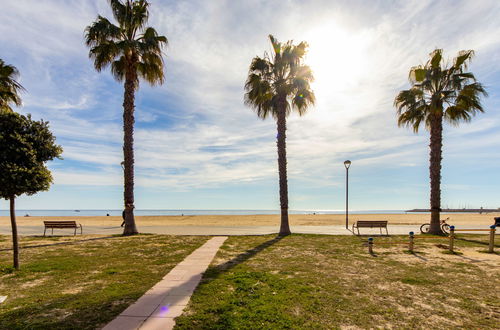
[420,217,450,234]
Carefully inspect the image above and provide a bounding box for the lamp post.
[344,160,351,229]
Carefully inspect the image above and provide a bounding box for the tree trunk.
[428,114,443,235]
[276,106,291,236]
[122,65,139,236]
[9,197,19,269]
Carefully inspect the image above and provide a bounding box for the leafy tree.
[244,35,315,236]
[0,59,25,112]
[0,110,62,269]
[394,49,487,234]
[85,0,167,235]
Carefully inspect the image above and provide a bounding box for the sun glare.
[304,23,369,103]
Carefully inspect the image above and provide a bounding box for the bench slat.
[44,221,79,228]
[355,221,388,228]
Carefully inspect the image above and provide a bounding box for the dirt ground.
[1,212,498,227]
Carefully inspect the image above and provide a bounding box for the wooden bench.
[352,220,388,235]
[43,221,82,236]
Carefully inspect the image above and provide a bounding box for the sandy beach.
[1,213,498,227]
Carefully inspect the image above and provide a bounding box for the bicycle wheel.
[441,223,450,234]
[420,223,430,234]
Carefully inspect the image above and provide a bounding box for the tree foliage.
[244,35,315,119]
[84,0,167,88]
[0,110,62,199]
[394,49,487,131]
[0,59,25,112]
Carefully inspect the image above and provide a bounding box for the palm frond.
[245,35,315,120]
[138,27,167,55]
[110,57,127,82]
[84,16,121,47]
[0,59,25,111]
[88,41,120,71]
[108,0,127,26]
[428,49,443,68]
[453,50,474,70]
[396,48,487,132]
[85,0,165,88]
[137,53,164,85]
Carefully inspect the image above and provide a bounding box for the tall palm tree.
[85,0,167,235]
[395,49,487,235]
[0,59,24,112]
[245,35,315,236]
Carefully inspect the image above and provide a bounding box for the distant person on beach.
[121,210,125,227]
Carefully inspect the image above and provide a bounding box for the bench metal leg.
[52,228,54,236]
[44,228,46,237]
[74,228,76,236]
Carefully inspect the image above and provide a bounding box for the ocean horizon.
[0,209,416,217]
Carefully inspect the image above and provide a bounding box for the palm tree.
[395,49,487,235]
[244,35,315,236]
[0,59,24,112]
[85,0,167,235]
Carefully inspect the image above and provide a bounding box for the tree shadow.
[205,235,285,277]
[409,251,428,261]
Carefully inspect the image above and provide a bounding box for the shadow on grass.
[409,252,428,261]
[206,235,285,277]
[455,237,500,248]
[0,236,118,252]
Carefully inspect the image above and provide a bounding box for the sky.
[0,0,499,211]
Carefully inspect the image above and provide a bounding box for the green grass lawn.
[0,234,208,329]
[175,234,499,329]
[1,234,498,329]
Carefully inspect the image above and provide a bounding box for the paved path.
[0,224,492,236]
[103,236,227,330]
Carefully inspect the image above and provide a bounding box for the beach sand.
[1,213,498,227]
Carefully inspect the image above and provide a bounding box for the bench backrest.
[356,220,388,227]
[44,221,78,228]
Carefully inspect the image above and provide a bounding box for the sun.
[304,23,369,103]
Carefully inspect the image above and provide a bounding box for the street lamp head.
[344,160,351,169]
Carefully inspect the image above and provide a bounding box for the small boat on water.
[74,210,80,212]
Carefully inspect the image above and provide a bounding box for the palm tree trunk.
[10,196,19,269]
[429,114,443,235]
[122,67,139,236]
[276,107,291,236]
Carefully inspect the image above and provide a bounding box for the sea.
[0,209,412,217]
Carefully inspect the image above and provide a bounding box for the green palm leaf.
[0,59,25,112]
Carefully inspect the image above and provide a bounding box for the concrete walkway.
[103,236,227,330]
[1,224,492,236]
